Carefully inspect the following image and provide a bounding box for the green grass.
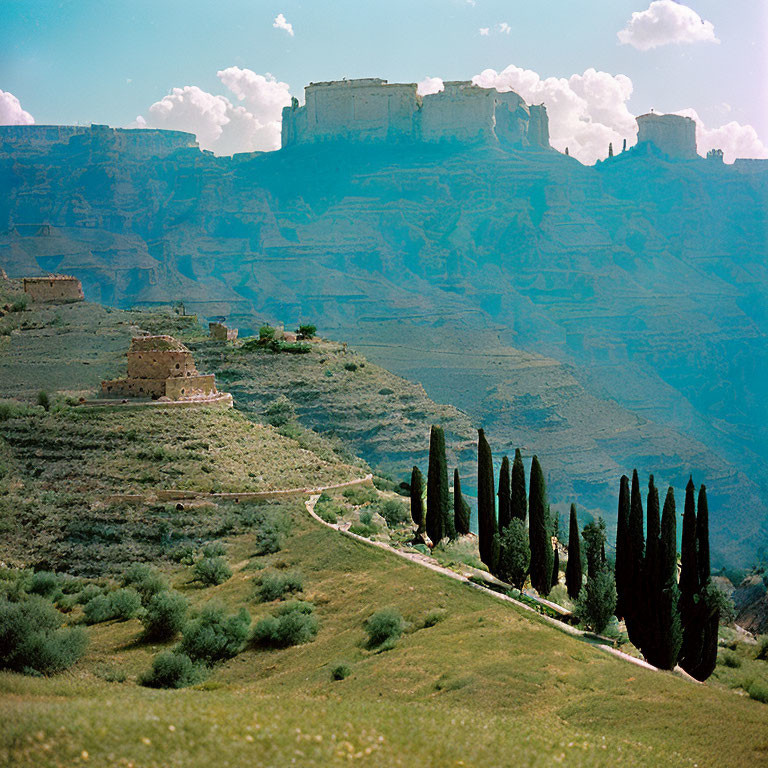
[2,502,768,767]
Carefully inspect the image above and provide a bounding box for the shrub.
[179,602,251,665]
[263,395,296,427]
[720,651,741,668]
[256,569,303,602]
[422,608,448,628]
[76,583,103,605]
[83,588,142,624]
[193,556,232,586]
[746,679,768,704]
[141,590,188,641]
[121,563,168,605]
[202,542,227,558]
[378,499,410,528]
[344,362,358,372]
[343,487,377,506]
[494,520,530,589]
[0,596,88,674]
[364,608,405,649]
[755,635,768,661]
[140,652,204,689]
[28,571,60,599]
[296,324,316,339]
[359,510,373,526]
[349,522,378,537]
[252,602,318,648]
[331,662,351,681]
[316,506,338,524]
[575,570,617,634]
[37,390,50,411]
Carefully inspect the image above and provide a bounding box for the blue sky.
[1,0,766,162]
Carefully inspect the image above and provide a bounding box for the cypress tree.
[497,456,512,532]
[680,484,719,681]
[551,547,560,590]
[625,469,645,648]
[410,467,425,534]
[477,429,497,569]
[614,474,630,619]
[528,456,552,595]
[582,518,607,581]
[453,468,470,535]
[641,475,661,660]
[510,448,527,522]
[565,504,583,599]
[652,486,682,669]
[679,476,698,666]
[426,425,450,545]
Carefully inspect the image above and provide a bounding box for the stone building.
[22,275,84,303]
[209,321,238,341]
[635,113,697,160]
[101,335,218,400]
[281,78,550,150]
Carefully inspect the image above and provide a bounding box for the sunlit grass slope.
[2,502,767,768]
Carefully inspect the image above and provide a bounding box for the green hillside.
[2,500,767,768]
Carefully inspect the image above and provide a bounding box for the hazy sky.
[1,0,766,163]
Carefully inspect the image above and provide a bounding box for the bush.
[252,602,318,648]
[193,556,232,586]
[746,679,768,704]
[263,395,296,427]
[202,542,227,558]
[359,510,374,526]
[364,608,405,649]
[494,519,530,589]
[422,608,448,628]
[575,570,617,634]
[256,569,303,602]
[755,635,768,661]
[349,522,378,537]
[28,571,60,599]
[343,487,377,506]
[179,602,251,665]
[121,563,168,605]
[259,324,276,342]
[140,652,204,689]
[141,590,188,641]
[83,588,142,624]
[296,324,316,340]
[720,650,741,668]
[0,596,87,674]
[76,583,103,605]
[37,391,50,411]
[344,362,358,372]
[378,499,410,528]
[331,662,351,681]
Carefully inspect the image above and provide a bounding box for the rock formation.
[635,112,697,160]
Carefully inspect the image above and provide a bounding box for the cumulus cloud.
[273,13,294,36]
[479,27,490,36]
[673,108,768,163]
[417,77,444,96]
[618,1,718,51]
[473,64,637,164]
[498,22,511,35]
[0,90,34,125]
[132,70,292,155]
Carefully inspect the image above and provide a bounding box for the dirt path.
[305,493,663,674]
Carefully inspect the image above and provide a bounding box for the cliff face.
[1,127,767,565]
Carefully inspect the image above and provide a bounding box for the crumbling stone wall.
[209,322,238,341]
[101,335,220,401]
[22,275,84,303]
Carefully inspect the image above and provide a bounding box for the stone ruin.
[22,275,84,303]
[101,335,218,400]
[209,321,238,342]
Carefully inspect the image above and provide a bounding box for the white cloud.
[618,1,718,51]
[273,13,294,37]
[0,90,34,125]
[132,70,292,155]
[497,22,511,35]
[473,64,637,164]
[479,27,490,36]
[417,77,444,96]
[673,108,768,163]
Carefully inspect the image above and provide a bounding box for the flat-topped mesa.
[281,78,550,150]
[636,113,697,160]
[23,275,84,303]
[101,335,218,400]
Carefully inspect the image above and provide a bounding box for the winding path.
[305,493,668,675]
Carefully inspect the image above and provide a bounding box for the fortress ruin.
[23,275,84,303]
[281,78,551,150]
[635,113,697,160]
[209,321,238,341]
[101,335,218,400]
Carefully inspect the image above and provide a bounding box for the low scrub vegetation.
[179,602,251,665]
[140,651,205,689]
[83,588,143,624]
[192,556,233,586]
[255,569,303,602]
[252,601,319,648]
[364,607,405,650]
[141,590,188,641]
